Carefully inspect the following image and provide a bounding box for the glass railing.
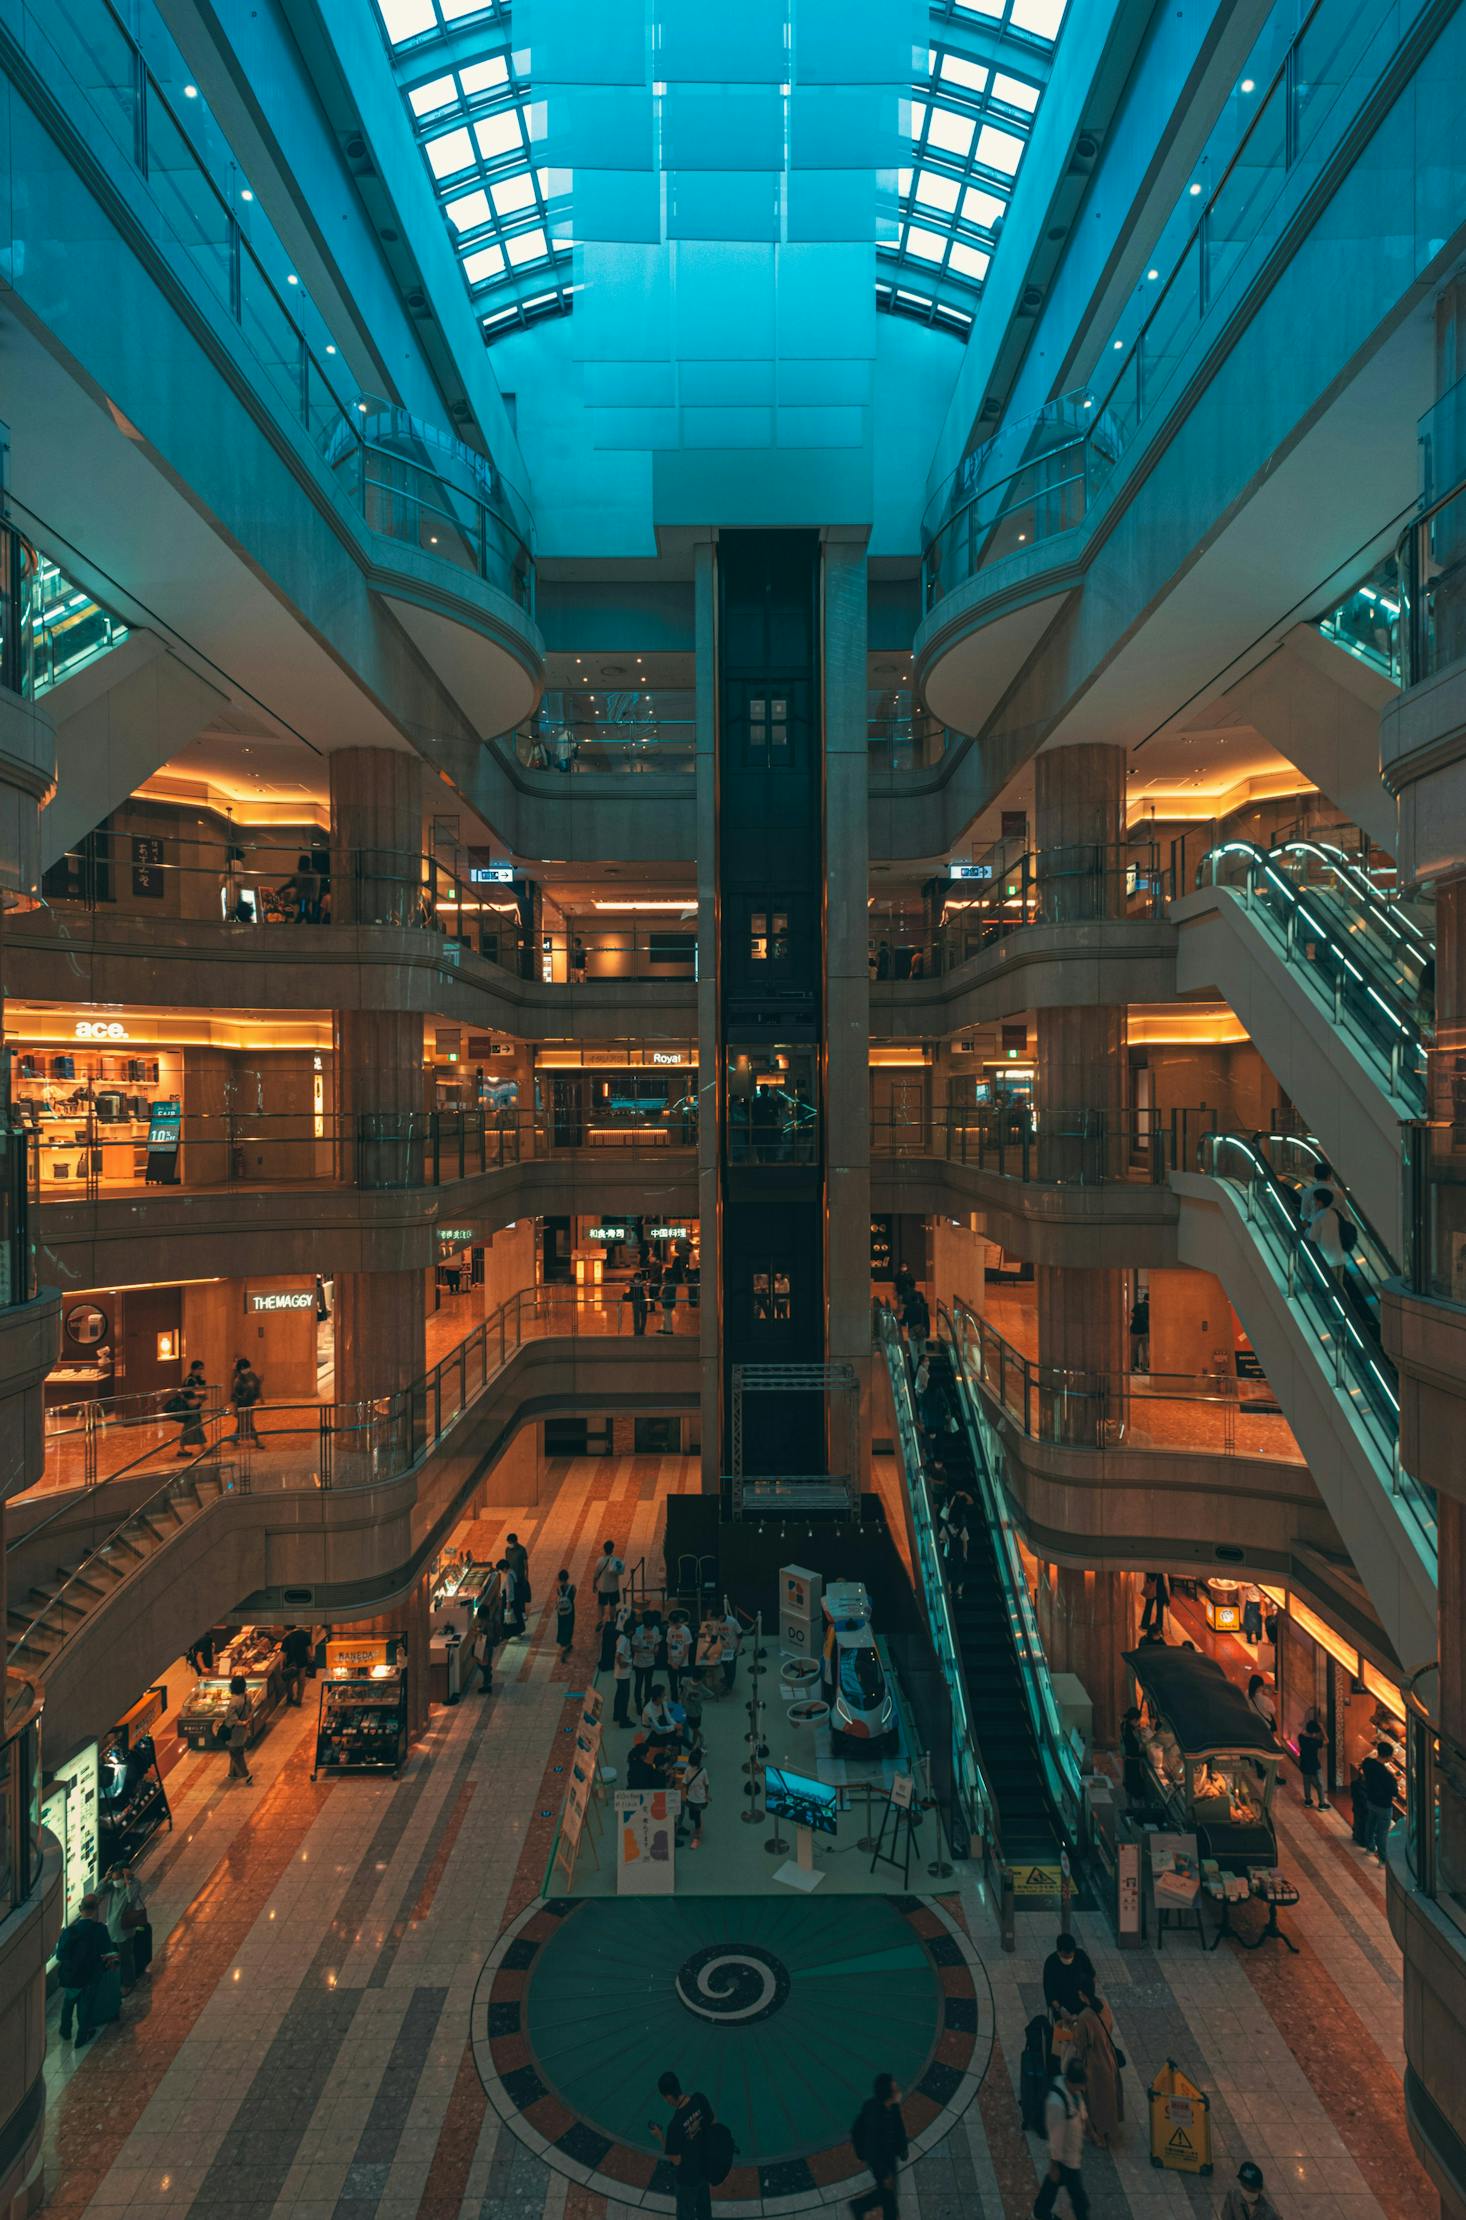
[1196,840,1429,1108]
[0,1674,44,1921]
[1199,837,1432,1006]
[922,0,1411,611]
[14,1284,696,1529]
[513,690,695,775]
[1401,1667,1466,1950]
[0,524,34,698]
[871,1107,1190,1186]
[951,1297,1305,1461]
[867,700,951,777]
[0,1129,37,1308]
[868,842,1166,978]
[1402,1116,1466,1310]
[874,1303,997,1865]
[1400,368,1466,688]
[937,1300,1083,1850]
[1314,563,1401,677]
[13,0,533,612]
[32,557,129,694]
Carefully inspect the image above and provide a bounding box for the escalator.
[876,1303,1080,1872]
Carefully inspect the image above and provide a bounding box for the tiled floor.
[40,1459,1433,2220]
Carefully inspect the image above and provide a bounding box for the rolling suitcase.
[94,1962,124,2027]
[1020,2015,1052,2134]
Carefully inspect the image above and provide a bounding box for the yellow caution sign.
[1010,1863,1064,1899]
[1148,2059,1212,2175]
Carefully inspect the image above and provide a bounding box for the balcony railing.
[869,842,1166,979]
[921,0,1410,614]
[0,1128,36,1309]
[1401,1668,1466,1951]
[871,1107,1191,1186]
[13,0,533,611]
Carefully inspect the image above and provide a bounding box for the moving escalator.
[877,1302,1080,1871]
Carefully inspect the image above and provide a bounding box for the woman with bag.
[112,1862,154,1983]
[230,1356,263,1443]
[1071,1993,1123,2145]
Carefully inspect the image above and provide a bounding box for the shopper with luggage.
[56,1895,117,2046]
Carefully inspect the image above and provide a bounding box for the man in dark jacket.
[1042,1932,1097,2024]
[280,1624,313,1707]
[1359,1741,1399,1864]
[850,2071,909,2219]
[57,1895,115,2045]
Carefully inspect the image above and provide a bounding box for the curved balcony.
[7,1286,698,1759]
[916,0,1412,731]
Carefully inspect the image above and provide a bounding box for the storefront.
[9,1005,334,1195]
[46,1275,327,1411]
[533,1048,699,1149]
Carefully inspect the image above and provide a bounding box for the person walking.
[1121,1707,1149,1806]
[683,1742,710,1849]
[1129,1290,1150,1372]
[849,2071,909,2220]
[720,1605,743,1694]
[626,1271,649,1336]
[554,1570,576,1659]
[505,1531,532,1621]
[665,1609,692,1699]
[612,1617,635,1727]
[1297,1713,1330,1808]
[230,1356,262,1443]
[473,1596,496,1694]
[658,1272,678,1334]
[631,1611,659,1711]
[1033,2058,1090,2219]
[1247,1674,1277,1733]
[186,1628,216,1677]
[1299,1160,1353,1273]
[280,1623,313,1707]
[1359,1739,1399,1864]
[223,1674,254,1783]
[56,1895,116,2046]
[651,2071,714,2220]
[594,1540,625,1625]
[1219,2160,1284,2219]
[1139,1571,1169,1637]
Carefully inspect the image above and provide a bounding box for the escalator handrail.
[1197,841,1428,1097]
[1272,841,1432,959]
[1267,844,1432,1004]
[939,1299,1084,1848]
[874,1304,1001,1868]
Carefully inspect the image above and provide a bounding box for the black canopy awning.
[1124,1646,1279,1760]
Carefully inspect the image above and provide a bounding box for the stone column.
[693,539,722,1489]
[1033,742,1130,1431]
[330,751,428,1413]
[824,534,872,1491]
[1046,1564,1137,1746]
[329,746,424,926]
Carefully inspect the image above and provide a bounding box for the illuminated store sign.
[470,865,516,884]
[75,1019,130,1040]
[588,1225,630,1243]
[648,1225,690,1241]
[948,862,993,881]
[651,1049,682,1066]
[250,1289,314,1313]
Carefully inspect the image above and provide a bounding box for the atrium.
[0,1,1463,2217]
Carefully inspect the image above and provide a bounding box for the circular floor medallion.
[471,1893,993,2213]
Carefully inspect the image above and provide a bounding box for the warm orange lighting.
[157,1330,179,1361]
[1287,1596,1359,1675]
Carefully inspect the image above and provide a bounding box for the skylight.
[880,0,1066,335]
[371,0,573,339]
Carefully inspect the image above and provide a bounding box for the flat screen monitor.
[765,1766,839,1837]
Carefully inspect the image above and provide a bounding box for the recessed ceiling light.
[326,345,337,355]
[1240,78,1255,92]
[286,274,300,286]
[1188,182,1202,196]
[241,189,255,202]
[184,84,199,98]
[1147,268,1159,281]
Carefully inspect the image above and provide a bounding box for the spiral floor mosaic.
[470,1893,993,2213]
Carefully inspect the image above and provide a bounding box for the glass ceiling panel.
[879,0,1065,335]
[372,0,1065,345]
[371,0,574,338]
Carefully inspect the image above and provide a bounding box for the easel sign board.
[889,1772,915,1810]
[615,1789,680,1896]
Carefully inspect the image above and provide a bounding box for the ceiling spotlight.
[326,344,337,355]
[1146,267,1159,281]
[241,188,255,202]
[184,84,199,98]
[1240,77,1255,92]
[286,274,300,286]
[1188,181,1202,196]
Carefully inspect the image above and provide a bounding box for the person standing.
[594,1540,625,1625]
[626,1271,649,1336]
[665,1610,692,1699]
[1129,1290,1150,1373]
[280,1623,313,1707]
[612,1617,635,1726]
[1034,2059,1090,2219]
[473,1595,496,1694]
[223,1674,253,1783]
[56,1895,116,2046]
[505,1531,532,1621]
[113,1862,154,1984]
[1296,1714,1330,1808]
[720,1605,743,1694]
[683,1742,710,1849]
[1070,1996,1120,2147]
[652,2071,714,2220]
[186,1628,216,1677]
[658,1272,678,1334]
[1247,1674,1277,1733]
[1219,2160,1283,2219]
[1121,1707,1149,1806]
[631,1611,659,1711]
[1139,1571,1169,1637]
[230,1356,262,1443]
[1042,1933,1097,2026]
[554,1570,576,1658]
[849,2071,909,2220]
[1360,1740,1399,1864]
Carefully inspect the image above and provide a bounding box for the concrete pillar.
[329,746,425,925]
[330,751,429,1410]
[693,539,722,1490]
[824,535,872,1490]
[1034,742,1125,921]
[1048,1564,1137,1746]
[1036,1004,1126,1183]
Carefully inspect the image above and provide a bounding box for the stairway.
[6,1463,230,1678]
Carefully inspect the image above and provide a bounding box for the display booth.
[1124,1646,1281,1870]
[178,1627,286,1752]
[312,1637,409,1777]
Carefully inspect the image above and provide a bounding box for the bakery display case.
[312,1667,408,1777]
[177,1672,280,1753]
[1125,1644,1281,1872]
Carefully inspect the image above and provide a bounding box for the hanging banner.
[615,1789,680,1895]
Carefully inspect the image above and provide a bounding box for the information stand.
[615,1788,679,1894]
[552,1712,604,1890]
[144,1098,182,1185]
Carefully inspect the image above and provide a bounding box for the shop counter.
[313,1666,409,1777]
[1124,1645,1281,1873]
[177,1672,281,1753]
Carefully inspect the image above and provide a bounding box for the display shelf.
[312,1668,408,1777]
